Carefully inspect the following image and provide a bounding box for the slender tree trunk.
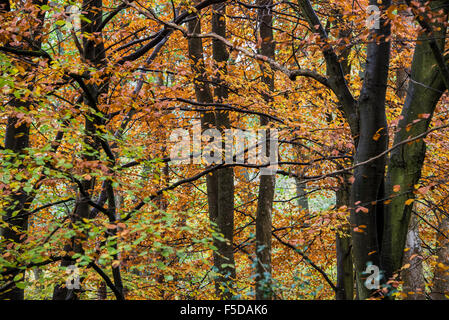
[254,0,276,300]
[0,0,47,300]
[330,17,355,300]
[402,213,425,299]
[187,10,222,298]
[431,215,449,299]
[336,182,354,300]
[97,282,107,300]
[211,3,236,299]
[53,0,108,300]
[295,178,309,212]
[187,5,235,298]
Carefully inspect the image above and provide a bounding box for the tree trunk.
[336,182,354,300]
[402,213,425,299]
[254,0,276,300]
[0,0,47,300]
[187,4,236,298]
[53,0,107,300]
[350,0,391,299]
[295,178,309,212]
[211,3,236,299]
[431,216,449,299]
[381,1,448,290]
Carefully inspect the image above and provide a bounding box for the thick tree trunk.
[350,0,392,299]
[381,1,447,290]
[393,23,425,299]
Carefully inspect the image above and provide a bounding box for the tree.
[2,0,449,301]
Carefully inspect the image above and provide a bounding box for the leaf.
[372,127,384,141]
[393,185,401,192]
[405,199,414,206]
[13,273,23,282]
[15,282,26,289]
[355,206,369,213]
[112,260,120,268]
[417,186,430,194]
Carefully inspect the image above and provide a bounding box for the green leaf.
[13,273,23,282]
[16,282,26,289]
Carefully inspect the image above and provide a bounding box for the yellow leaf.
[112,260,120,268]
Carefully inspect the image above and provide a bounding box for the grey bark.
[402,213,425,299]
[295,178,309,212]
[431,216,449,299]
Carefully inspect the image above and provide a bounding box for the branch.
[119,0,226,63]
[4,198,75,222]
[0,45,51,59]
[96,1,132,32]
[89,262,124,300]
[131,2,330,86]
[0,256,62,277]
[296,0,358,138]
[289,121,449,186]
[272,231,337,293]
[121,161,277,221]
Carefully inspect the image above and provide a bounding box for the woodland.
[1,0,449,301]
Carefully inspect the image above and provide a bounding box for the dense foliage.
[1,0,449,300]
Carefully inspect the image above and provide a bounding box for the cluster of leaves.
[0,0,448,300]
